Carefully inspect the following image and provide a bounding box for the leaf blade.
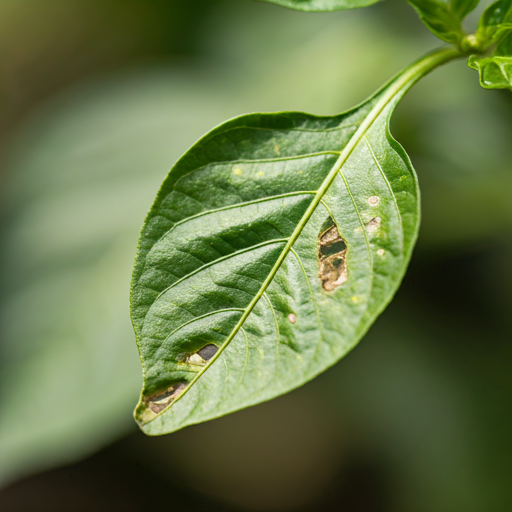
[131,48,462,435]
[407,0,479,46]
[253,0,381,11]
[468,0,512,90]
[469,32,512,89]
[476,0,512,47]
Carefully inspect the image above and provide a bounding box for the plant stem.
[379,46,465,101]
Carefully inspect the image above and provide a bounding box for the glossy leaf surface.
[476,0,512,47]
[253,0,381,11]
[407,0,479,46]
[468,0,512,89]
[131,49,460,435]
[469,32,512,89]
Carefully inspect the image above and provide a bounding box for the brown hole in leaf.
[197,344,218,361]
[146,382,187,414]
[318,218,348,292]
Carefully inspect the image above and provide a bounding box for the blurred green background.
[0,0,510,511]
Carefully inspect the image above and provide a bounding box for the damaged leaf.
[131,48,461,435]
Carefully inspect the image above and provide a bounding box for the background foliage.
[0,0,510,511]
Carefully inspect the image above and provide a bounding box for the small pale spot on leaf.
[351,296,359,303]
[233,168,242,175]
[368,195,380,206]
[257,171,264,177]
[288,313,297,324]
[377,248,385,257]
[274,144,280,155]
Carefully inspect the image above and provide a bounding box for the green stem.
[376,46,464,101]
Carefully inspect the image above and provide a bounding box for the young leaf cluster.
[405,0,512,89]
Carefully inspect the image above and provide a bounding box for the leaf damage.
[131,47,459,435]
[318,218,348,292]
[147,382,187,414]
[197,344,219,361]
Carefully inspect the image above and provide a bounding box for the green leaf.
[253,0,381,11]
[131,48,462,436]
[468,0,512,90]
[407,0,480,47]
[469,31,512,89]
[476,0,512,48]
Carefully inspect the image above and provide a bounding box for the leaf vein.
[142,191,315,256]
[149,239,288,306]
[288,246,325,356]
[262,292,281,378]
[364,135,404,241]
[153,308,245,358]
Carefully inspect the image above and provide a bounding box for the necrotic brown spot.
[147,382,187,414]
[318,218,348,292]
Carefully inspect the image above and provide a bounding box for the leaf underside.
[254,0,381,11]
[131,70,421,436]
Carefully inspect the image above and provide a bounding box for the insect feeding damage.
[186,345,216,366]
[318,218,348,292]
[197,344,218,361]
[147,382,187,414]
[145,345,219,416]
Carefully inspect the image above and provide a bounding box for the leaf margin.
[407,0,479,47]
[252,0,382,12]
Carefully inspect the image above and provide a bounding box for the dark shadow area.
[1,434,392,512]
